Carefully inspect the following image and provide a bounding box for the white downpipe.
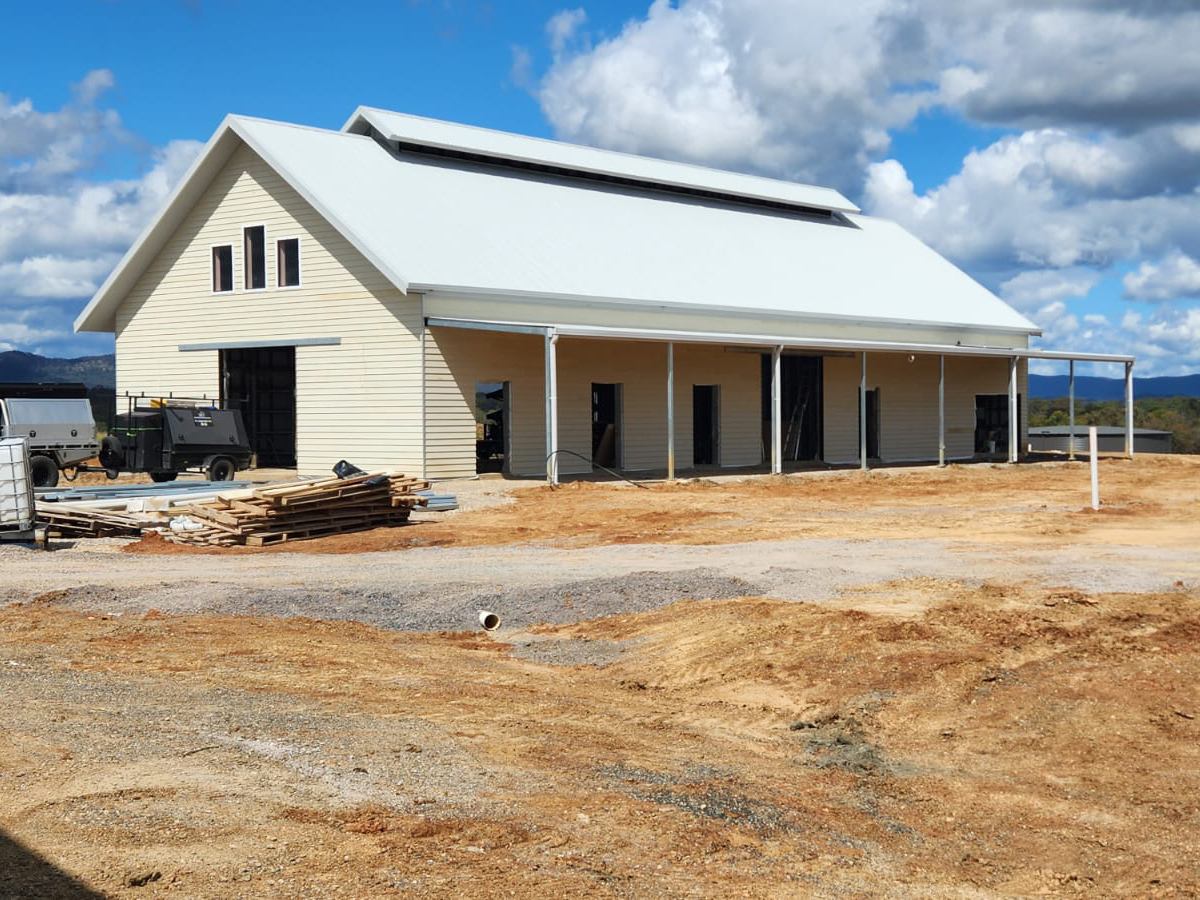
[1008,356,1018,464]
[1068,359,1076,461]
[938,354,945,467]
[1089,426,1099,511]
[666,342,675,480]
[771,345,782,474]
[860,352,868,472]
[1125,360,1135,458]
[478,610,500,631]
[545,331,559,485]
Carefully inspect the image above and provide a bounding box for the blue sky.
[3,1,1199,377]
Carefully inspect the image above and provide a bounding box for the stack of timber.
[37,502,148,538]
[166,471,431,547]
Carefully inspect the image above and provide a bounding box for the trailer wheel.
[149,471,178,483]
[30,454,59,488]
[207,457,236,482]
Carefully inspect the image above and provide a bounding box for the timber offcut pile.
[36,503,147,539]
[166,472,431,547]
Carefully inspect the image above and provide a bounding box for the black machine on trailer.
[98,394,254,482]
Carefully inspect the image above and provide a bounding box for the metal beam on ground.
[666,342,675,480]
[771,345,782,475]
[860,352,868,471]
[545,331,559,484]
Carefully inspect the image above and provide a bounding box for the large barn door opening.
[591,383,621,468]
[974,394,1021,455]
[220,346,297,468]
[693,384,719,466]
[760,354,824,461]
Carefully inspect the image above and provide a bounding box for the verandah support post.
[1125,360,1135,458]
[1008,356,1018,464]
[666,342,675,481]
[1068,359,1076,461]
[938,354,945,467]
[860,351,868,472]
[771,345,782,475]
[545,331,559,485]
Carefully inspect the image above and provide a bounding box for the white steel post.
[860,352,868,471]
[1068,359,1076,461]
[938,354,945,467]
[666,342,675,480]
[545,331,559,485]
[771,345,782,475]
[1124,360,1134,458]
[1008,356,1018,464]
[1089,425,1100,510]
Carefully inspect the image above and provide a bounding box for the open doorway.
[761,354,824,461]
[974,394,1020,455]
[591,383,620,467]
[220,346,296,468]
[475,381,508,474]
[693,384,719,466]
[857,387,881,459]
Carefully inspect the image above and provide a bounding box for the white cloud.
[533,2,1200,373]
[546,8,587,58]
[0,73,202,355]
[1123,251,1200,302]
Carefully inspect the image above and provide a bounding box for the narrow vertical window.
[212,245,233,293]
[243,225,265,289]
[277,238,300,287]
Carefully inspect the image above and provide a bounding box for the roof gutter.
[425,316,1132,364]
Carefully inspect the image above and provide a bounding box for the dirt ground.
[3,456,1200,897]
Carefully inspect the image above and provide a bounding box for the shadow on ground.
[0,828,101,899]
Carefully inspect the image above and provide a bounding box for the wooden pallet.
[163,471,429,547]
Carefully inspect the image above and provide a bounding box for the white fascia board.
[228,118,411,295]
[414,284,1042,338]
[75,117,244,333]
[347,106,860,215]
[426,316,1132,363]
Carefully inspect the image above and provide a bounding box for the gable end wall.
[113,143,424,476]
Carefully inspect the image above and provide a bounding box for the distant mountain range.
[0,350,1196,402]
[0,350,115,388]
[1029,373,1200,401]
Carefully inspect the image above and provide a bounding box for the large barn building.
[76,108,1135,481]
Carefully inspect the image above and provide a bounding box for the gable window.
[243,225,266,289]
[212,245,233,293]
[277,238,300,287]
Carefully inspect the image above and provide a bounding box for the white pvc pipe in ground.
[1089,426,1100,511]
[478,610,500,631]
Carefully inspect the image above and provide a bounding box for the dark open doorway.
[475,381,508,474]
[858,387,881,459]
[761,354,824,461]
[693,384,718,466]
[591,383,620,467]
[220,346,296,468]
[974,394,1021,454]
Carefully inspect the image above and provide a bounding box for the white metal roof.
[77,114,1040,338]
[344,106,860,215]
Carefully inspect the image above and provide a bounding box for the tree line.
[1029,396,1200,454]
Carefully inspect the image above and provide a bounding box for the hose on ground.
[544,449,651,490]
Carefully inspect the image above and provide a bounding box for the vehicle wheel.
[207,457,236,482]
[30,455,59,488]
[149,471,178,483]
[105,468,120,480]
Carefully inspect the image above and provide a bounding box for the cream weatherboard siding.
[823,353,1029,464]
[112,144,424,475]
[423,330,764,479]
